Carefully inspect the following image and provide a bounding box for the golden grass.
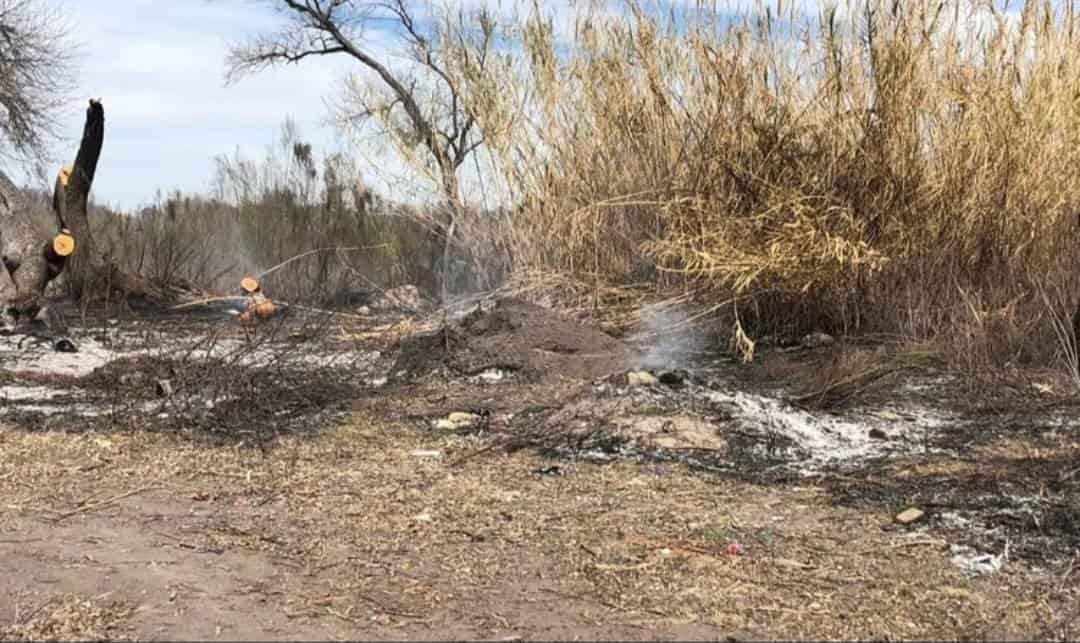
[440,0,1080,377]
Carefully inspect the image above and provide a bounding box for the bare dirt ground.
[1,297,1079,641]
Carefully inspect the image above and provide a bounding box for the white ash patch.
[0,335,125,378]
[0,384,69,402]
[0,384,101,417]
[705,389,950,469]
[584,368,956,472]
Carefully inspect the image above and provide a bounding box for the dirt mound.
[392,298,629,381]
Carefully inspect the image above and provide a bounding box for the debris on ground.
[802,332,835,349]
[627,370,658,387]
[435,412,483,431]
[339,284,432,316]
[410,449,443,459]
[896,508,926,525]
[378,285,430,314]
[155,379,174,398]
[950,543,1008,576]
[392,297,629,381]
[234,276,277,322]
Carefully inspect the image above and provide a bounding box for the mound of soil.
[392,297,629,381]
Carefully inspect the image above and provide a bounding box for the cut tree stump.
[0,99,106,327]
[1,100,179,334]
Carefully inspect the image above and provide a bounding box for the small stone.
[156,379,174,398]
[895,507,925,524]
[868,428,888,440]
[413,512,433,523]
[53,337,77,353]
[627,370,658,387]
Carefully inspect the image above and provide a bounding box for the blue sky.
[39,0,355,210]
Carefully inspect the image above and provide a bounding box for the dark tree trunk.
[53,100,157,301]
[53,99,105,298]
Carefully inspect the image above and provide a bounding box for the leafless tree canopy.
[0,0,75,162]
[225,0,497,209]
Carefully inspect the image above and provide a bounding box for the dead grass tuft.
[439,0,1080,380]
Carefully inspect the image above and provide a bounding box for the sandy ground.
[1,300,1078,641]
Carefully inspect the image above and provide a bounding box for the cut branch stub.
[52,164,73,227]
[50,229,76,259]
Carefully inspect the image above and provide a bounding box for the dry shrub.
[86,120,453,305]
[444,0,1080,377]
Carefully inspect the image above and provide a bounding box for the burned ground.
[1,296,1079,640]
[392,297,630,382]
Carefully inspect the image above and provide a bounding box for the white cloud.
[39,0,357,209]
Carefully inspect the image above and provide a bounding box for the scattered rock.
[435,411,481,430]
[868,428,888,440]
[895,507,925,524]
[627,371,658,387]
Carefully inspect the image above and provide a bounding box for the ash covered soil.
[1,296,1079,641]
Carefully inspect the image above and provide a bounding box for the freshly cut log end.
[240,276,260,294]
[52,230,75,257]
[57,164,73,188]
[238,296,276,323]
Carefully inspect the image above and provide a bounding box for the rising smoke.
[628,304,709,371]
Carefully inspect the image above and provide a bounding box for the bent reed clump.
[444,0,1080,378]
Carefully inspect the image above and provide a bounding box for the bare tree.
[0,0,75,164]
[225,0,498,300]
